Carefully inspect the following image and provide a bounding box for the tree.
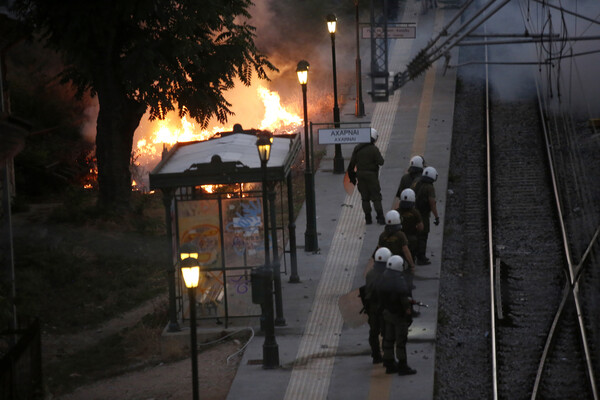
[11,0,276,212]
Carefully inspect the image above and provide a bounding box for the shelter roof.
[149,130,301,190]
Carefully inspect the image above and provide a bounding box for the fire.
[130,84,303,191]
[135,116,223,162]
[257,87,302,132]
[198,184,252,195]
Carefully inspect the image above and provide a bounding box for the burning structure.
[149,125,301,329]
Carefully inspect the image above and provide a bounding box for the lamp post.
[180,247,201,400]
[257,135,271,268]
[354,0,365,117]
[327,14,345,174]
[297,61,318,253]
[268,182,286,326]
[256,136,279,369]
[259,131,286,325]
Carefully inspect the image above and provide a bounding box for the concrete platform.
[224,2,459,399]
[163,1,459,398]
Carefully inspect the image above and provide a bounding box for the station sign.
[318,127,371,144]
[362,25,416,39]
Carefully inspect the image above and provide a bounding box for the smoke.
[470,0,600,117]
[537,0,600,118]
[77,0,368,192]
[81,1,358,140]
[250,0,358,110]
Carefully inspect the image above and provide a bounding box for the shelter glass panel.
[177,199,222,268]
[224,268,261,317]
[177,199,226,318]
[221,197,266,269]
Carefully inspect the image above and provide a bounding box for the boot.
[365,213,373,224]
[384,361,399,374]
[376,212,385,225]
[398,365,417,375]
[372,353,383,364]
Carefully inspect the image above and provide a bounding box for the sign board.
[318,127,371,145]
[362,25,416,39]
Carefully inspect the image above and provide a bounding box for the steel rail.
[529,74,599,400]
[481,4,598,398]
[574,226,600,283]
[484,26,498,400]
[486,38,598,400]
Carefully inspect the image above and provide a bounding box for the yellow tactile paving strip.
[283,89,401,400]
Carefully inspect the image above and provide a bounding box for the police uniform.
[377,225,409,257]
[364,260,386,363]
[347,142,385,224]
[398,207,423,260]
[412,176,436,264]
[377,260,416,375]
[395,167,422,199]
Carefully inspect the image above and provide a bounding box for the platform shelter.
[149,126,301,331]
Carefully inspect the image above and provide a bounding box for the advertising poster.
[221,197,264,316]
[177,199,225,318]
[177,198,262,319]
[221,197,265,268]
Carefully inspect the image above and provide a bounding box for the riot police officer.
[347,128,385,225]
[377,210,415,280]
[397,188,424,261]
[395,155,425,199]
[363,247,392,364]
[412,166,440,265]
[377,255,417,375]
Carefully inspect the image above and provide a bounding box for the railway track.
[486,61,598,399]
[435,30,599,400]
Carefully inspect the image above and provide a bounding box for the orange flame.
[257,87,302,132]
[131,84,303,191]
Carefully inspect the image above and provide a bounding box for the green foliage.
[44,189,165,235]
[11,0,277,128]
[43,299,168,395]
[13,230,166,333]
[10,0,280,210]
[7,39,96,197]
[44,186,95,223]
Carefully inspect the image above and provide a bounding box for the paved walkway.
[226,2,458,399]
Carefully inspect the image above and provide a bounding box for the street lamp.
[327,13,345,174]
[180,246,201,400]
[256,136,272,267]
[255,135,280,369]
[297,61,318,253]
[258,131,286,325]
[354,0,365,117]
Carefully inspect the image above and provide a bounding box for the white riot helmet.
[400,188,416,203]
[370,128,379,142]
[423,166,438,181]
[386,255,405,272]
[385,210,401,226]
[409,155,425,169]
[399,188,416,209]
[374,247,393,263]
